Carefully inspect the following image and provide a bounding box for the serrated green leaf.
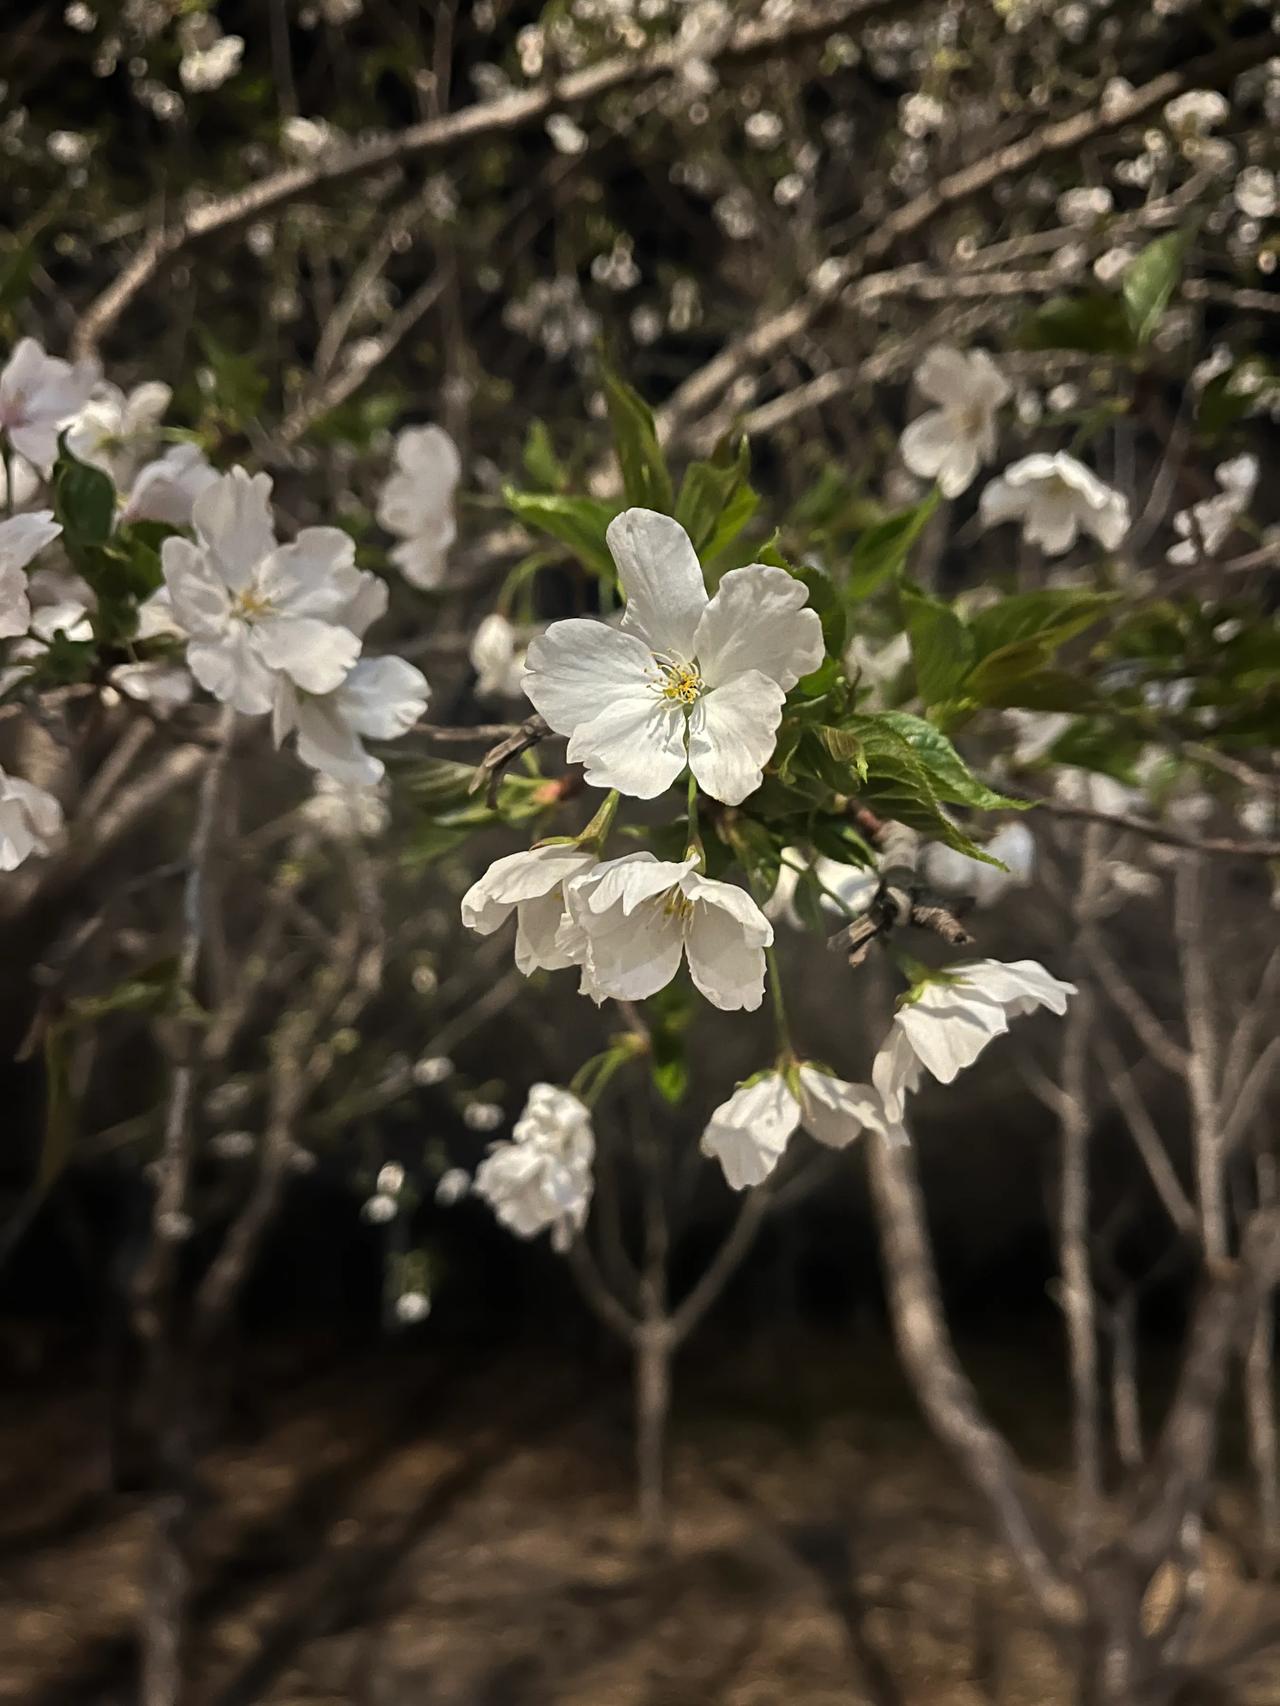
[900,581,974,707]
[601,365,674,513]
[1123,232,1185,346]
[843,713,996,862]
[817,724,868,779]
[848,491,940,599]
[504,487,619,578]
[877,713,1026,810]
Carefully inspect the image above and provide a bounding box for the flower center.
[231,587,274,622]
[661,888,695,922]
[652,656,704,706]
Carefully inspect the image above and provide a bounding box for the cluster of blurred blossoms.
[0,337,475,870]
[455,500,1076,1216]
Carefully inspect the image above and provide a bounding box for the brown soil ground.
[0,1327,1276,1706]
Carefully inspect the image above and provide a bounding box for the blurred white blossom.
[0,338,99,474]
[899,346,1010,497]
[473,1083,594,1251]
[873,960,1075,1121]
[377,425,461,591]
[980,453,1129,555]
[0,765,63,870]
[701,1066,900,1191]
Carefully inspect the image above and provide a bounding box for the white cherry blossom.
[920,821,1036,909]
[123,443,220,529]
[0,512,62,639]
[376,424,461,590]
[1167,454,1257,564]
[0,452,41,511]
[980,453,1129,555]
[272,572,429,784]
[873,959,1075,1121]
[0,764,63,870]
[0,338,99,473]
[561,851,773,1011]
[67,380,171,487]
[462,843,600,974]
[470,612,529,698]
[162,467,363,715]
[108,661,194,712]
[472,1082,594,1251]
[700,1066,900,1191]
[523,509,823,805]
[899,346,1011,497]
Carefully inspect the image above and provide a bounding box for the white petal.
[292,696,381,785]
[0,511,61,573]
[389,525,455,589]
[0,564,30,640]
[572,892,686,1002]
[683,879,771,1012]
[914,346,975,409]
[162,537,232,637]
[186,631,276,715]
[514,890,578,973]
[693,565,824,692]
[699,1075,801,1190]
[796,1066,885,1149]
[1025,498,1080,556]
[686,670,785,805]
[608,508,707,657]
[935,438,982,499]
[978,475,1027,529]
[872,1026,923,1124]
[191,467,276,590]
[337,655,429,738]
[898,988,1008,1083]
[899,410,955,482]
[573,853,696,918]
[258,530,361,619]
[253,616,361,694]
[567,691,688,801]
[108,661,193,712]
[523,618,654,730]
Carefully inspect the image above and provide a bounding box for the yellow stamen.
[662,889,695,922]
[232,588,273,620]
[654,658,704,705]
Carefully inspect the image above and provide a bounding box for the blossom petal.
[191,468,276,589]
[609,508,707,657]
[700,1075,801,1190]
[872,1026,923,1123]
[914,346,976,409]
[567,691,688,800]
[0,511,61,574]
[293,696,380,785]
[337,656,429,738]
[254,616,361,694]
[899,409,954,482]
[683,880,771,1012]
[796,1066,885,1150]
[571,893,686,1003]
[694,565,823,692]
[514,890,579,973]
[162,537,232,637]
[186,631,276,715]
[259,529,362,618]
[898,988,1008,1083]
[687,669,785,805]
[523,618,654,732]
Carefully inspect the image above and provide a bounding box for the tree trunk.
[634,1320,672,1550]
[140,1487,190,1706]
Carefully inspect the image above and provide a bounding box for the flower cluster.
[471,1083,595,1251]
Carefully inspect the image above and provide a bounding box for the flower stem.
[685,770,702,864]
[765,943,793,1060]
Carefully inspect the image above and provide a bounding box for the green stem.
[779,851,866,923]
[765,943,793,1060]
[685,770,699,857]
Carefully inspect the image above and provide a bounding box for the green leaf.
[1122,232,1185,346]
[1019,294,1135,356]
[969,589,1117,661]
[848,491,940,599]
[900,581,974,707]
[601,365,674,513]
[791,562,846,659]
[674,436,758,559]
[53,436,116,550]
[843,714,995,861]
[817,724,868,781]
[877,713,1026,810]
[522,419,565,492]
[504,488,619,578]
